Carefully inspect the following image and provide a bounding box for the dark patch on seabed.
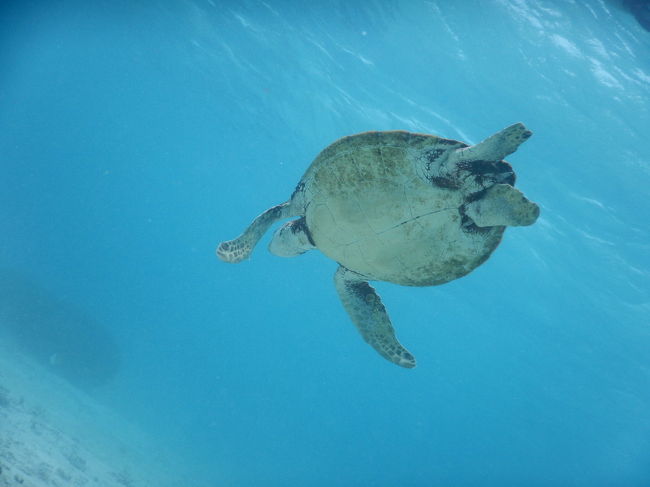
[0,269,120,389]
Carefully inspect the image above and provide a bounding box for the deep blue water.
[1,1,650,486]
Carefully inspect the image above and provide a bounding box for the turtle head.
[463,183,540,227]
[425,123,531,195]
[424,151,517,195]
[426,123,539,228]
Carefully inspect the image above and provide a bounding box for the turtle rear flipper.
[217,201,295,263]
[268,217,316,257]
[334,266,416,368]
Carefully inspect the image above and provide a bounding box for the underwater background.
[1,0,650,485]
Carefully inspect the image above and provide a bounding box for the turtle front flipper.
[451,122,532,163]
[334,266,416,368]
[217,201,294,263]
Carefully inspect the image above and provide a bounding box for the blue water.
[1,0,650,485]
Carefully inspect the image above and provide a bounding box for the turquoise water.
[1,0,650,485]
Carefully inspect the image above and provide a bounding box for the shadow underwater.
[0,269,120,389]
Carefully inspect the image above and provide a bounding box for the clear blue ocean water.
[1,1,650,485]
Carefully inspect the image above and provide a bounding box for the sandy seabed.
[0,338,202,487]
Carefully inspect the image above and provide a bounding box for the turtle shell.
[296,131,512,286]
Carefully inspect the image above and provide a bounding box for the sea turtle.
[217,123,539,368]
